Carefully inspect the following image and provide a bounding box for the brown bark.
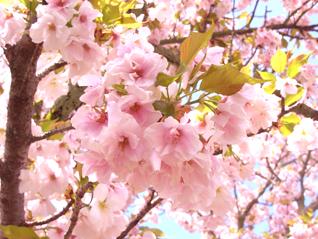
[1,35,42,226]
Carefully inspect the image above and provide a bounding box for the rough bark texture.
[1,34,42,226]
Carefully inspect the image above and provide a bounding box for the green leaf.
[153,100,175,117]
[271,49,287,73]
[285,86,305,107]
[279,113,301,136]
[120,15,142,28]
[155,72,182,87]
[199,64,251,96]
[49,84,85,121]
[287,53,311,78]
[0,225,40,239]
[180,23,215,66]
[112,84,127,95]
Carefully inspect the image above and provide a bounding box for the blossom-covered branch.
[64,182,94,239]
[116,190,163,239]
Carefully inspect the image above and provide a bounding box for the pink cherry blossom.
[30,6,70,50]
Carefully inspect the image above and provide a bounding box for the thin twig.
[31,125,74,143]
[229,0,236,60]
[36,60,67,80]
[283,0,312,24]
[293,1,318,26]
[159,24,318,45]
[243,46,259,66]
[297,151,311,212]
[116,190,163,239]
[64,182,94,239]
[23,200,74,227]
[246,0,261,27]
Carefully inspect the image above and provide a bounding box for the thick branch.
[116,191,163,239]
[288,103,318,121]
[1,35,42,227]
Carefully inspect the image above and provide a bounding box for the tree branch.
[159,23,318,45]
[246,0,261,27]
[288,103,318,121]
[116,190,163,239]
[64,182,94,239]
[237,179,271,229]
[36,60,67,80]
[23,199,74,227]
[296,151,311,213]
[31,125,74,143]
[154,45,180,65]
[1,35,43,228]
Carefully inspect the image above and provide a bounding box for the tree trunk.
[1,34,42,227]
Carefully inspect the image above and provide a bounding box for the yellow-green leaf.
[0,225,40,239]
[287,53,311,78]
[91,0,140,28]
[258,71,276,82]
[257,71,277,94]
[271,49,287,73]
[199,64,251,95]
[155,72,181,87]
[285,86,305,107]
[180,23,215,67]
[20,0,38,11]
[140,227,165,238]
[263,81,276,94]
[279,113,301,136]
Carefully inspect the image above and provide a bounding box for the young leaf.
[257,71,276,82]
[199,64,251,96]
[180,22,215,66]
[287,53,311,78]
[91,0,140,28]
[258,71,277,94]
[155,72,182,87]
[153,100,175,117]
[0,225,40,239]
[279,113,301,136]
[285,86,305,107]
[271,49,287,73]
